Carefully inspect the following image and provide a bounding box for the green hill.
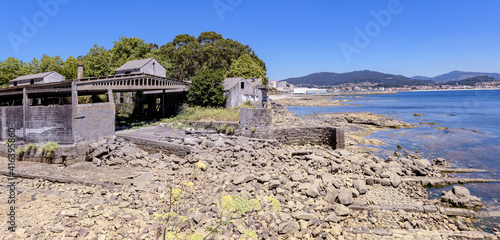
[440,75,496,86]
[281,70,433,88]
[413,71,500,82]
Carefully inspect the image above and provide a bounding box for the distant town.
[269,79,500,95]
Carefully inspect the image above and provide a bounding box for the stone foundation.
[274,127,345,149]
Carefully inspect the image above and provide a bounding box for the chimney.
[77,63,84,79]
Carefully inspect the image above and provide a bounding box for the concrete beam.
[22,87,28,141]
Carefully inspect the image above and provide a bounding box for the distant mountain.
[440,75,496,86]
[411,75,432,81]
[414,71,500,82]
[280,70,433,88]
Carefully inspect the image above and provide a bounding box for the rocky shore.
[269,94,349,107]
[1,102,499,239]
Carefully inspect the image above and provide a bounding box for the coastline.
[277,93,500,233]
[0,95,498,238]
[406,87,500,93]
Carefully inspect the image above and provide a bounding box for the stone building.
[223,77,267,108]
[115,58,166,77]
[9,71,66,87]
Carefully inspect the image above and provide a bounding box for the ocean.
[287,89,500,226]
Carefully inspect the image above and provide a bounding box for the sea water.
[287,90,500,227]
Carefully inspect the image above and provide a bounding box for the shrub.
[225,126,235,135]
[26,143,37,153]
[40,142,58,159]
[154,161,276,240]
[251,126,257,133]
[15,146,25,156]
[187,69,227,107]
[4,139,14,145]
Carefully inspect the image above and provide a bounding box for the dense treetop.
[0,32,267,87]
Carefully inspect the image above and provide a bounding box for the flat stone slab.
[403,176,500,187]
[343,227,498,239]
[436,168,487,173]
[439,207,477,218]
[116,126,192,157]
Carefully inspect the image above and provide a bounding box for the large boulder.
[441,186,483,209]
[278,221,300,234]
[337,188,353,205]
[390,173,402,188]
[353,179,367,195]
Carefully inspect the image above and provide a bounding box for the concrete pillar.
[161,90,165,118]
[107,88,113,103]
[22,87,28,141]
[77,63,84,79]
[115,92,121,104]
[71,81,78,143]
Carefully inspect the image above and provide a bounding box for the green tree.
[145,48,172,72]
[82,44,114,77]
[0,57,25,86]
[22,58,40,75]
[226,54,268,85]
[62,56,79,79]
[39,54,64,73]
[110,36,154,69]
[161,34,201,81]
[161,31,266,81]
[187,69,227,107]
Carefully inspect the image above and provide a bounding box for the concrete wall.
[75,103,115,142]
[225,79,262,108]
[43,72,66,83]
[274,127,345,149]
[140,59,166,78]
[25,105,73,144]
[224,84,242,108]
[240,108,273,128]
[9,78,43,87]
[239,108,274,139]
[115,59,166,78]
[0,106,24,141]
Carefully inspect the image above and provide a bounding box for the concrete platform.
[116,125,192,157]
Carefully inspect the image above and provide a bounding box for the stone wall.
[185,121,239,132]
[0,106,24,141]
[274,127,345,149]
[75,103,115,142]
[239,108,274,139]
[25,105,73,144]
[240,108,272,128]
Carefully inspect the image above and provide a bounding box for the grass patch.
[118,101,256,130]
[163,101,255,123]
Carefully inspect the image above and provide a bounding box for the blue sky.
[1,0,499,80]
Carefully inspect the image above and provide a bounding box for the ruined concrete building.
[9,71,66,87]
[115,58,166,77]
[0,58,187,146]
[223,77,268,108]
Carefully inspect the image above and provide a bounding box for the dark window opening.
[125,71,131,74]
[30,79,34,84]
[241,82,244,89]
[14,82,17,86]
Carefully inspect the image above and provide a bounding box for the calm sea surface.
[287,90,500,219]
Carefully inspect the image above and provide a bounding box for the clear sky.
[1,0,499,81]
